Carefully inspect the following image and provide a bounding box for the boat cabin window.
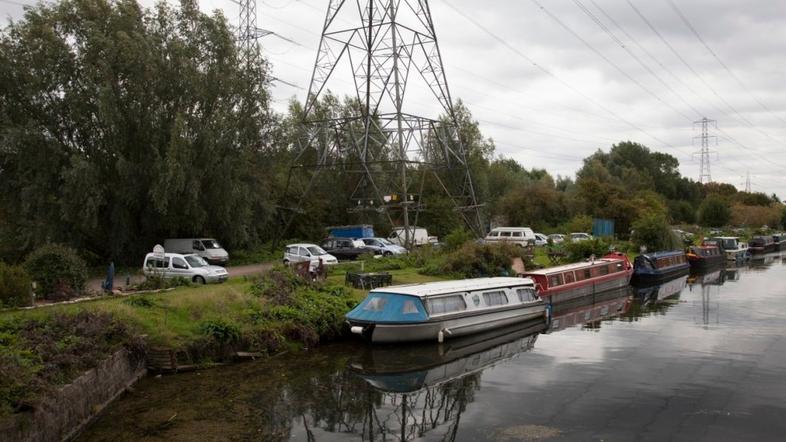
[426,295,467,315]
[597,265,609,276]
[574,270,587,281]
[512,231,522,237]
[563,272,575,284]
[516,287,537,302]
[363,296,387,312]
[614,262,623,272]
[489,231,500,237]
[501,231,512,237]
[482,290,509,306]
[548,274,563,287]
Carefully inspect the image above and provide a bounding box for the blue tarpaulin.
[346,292,428,323]
[592,218,615,237]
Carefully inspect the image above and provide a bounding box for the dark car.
[320,238,376,261]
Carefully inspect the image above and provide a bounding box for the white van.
[387,227,437,247]
[485,227,536,247]
[143,252,228,284]
[163,238,229,265]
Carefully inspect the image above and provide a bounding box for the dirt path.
[86,262,275,293]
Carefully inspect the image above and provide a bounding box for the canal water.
[80,254,786,441]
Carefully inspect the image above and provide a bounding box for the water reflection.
[339,321,545,441]
[547,286,632,332]
[79,254,786,441]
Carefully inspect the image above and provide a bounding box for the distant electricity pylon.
[692,117,718,184]
[230,0,302,89]
[745,170,752,193]
[282,0,484,244]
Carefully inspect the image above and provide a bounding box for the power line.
[531,0,695,122]
[439,1,680,156]
[667,0,786,127]
[576,0,704,119]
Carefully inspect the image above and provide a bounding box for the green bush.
[199,319,241,344]
[24,244,88,301]
[0,263,32,308]
[698,195,731,227]
[134,275,191,291]
[631,213,682,252]
[424,242,527,278]
[443,228,473,252]
[564,238,614,262]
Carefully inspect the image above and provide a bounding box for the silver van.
[163,238,229,264]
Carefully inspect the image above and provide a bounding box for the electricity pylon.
[693,117,718,184]
[282,0,484,246]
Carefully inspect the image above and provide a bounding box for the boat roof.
[522,258,620,275]
[710,236,739,240]
[638,250,685,259]
[370,277,534,298]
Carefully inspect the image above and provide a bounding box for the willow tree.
[0,0,276,262]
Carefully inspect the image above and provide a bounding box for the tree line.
[1,0,783,265]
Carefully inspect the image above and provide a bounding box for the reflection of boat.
[688,269,724,286]
[349,319,545,393]
[632,250,689,283]
[633,274,688,305]
[346,277,545,343]
[521,252,633,303]
[686,245,725,270]
[547,286,632,333]
[723,266,741,282]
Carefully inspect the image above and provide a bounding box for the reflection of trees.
[352,374,480,441]
[242,358,480,441]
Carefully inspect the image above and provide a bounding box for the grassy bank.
[0,266,445,416]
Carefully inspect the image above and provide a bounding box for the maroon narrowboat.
[686,245,725,269]
[521,252,634,304]
[749,236,777,254]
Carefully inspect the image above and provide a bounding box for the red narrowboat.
[521,252,634,304]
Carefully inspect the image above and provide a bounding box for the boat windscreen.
[346,293,429,323]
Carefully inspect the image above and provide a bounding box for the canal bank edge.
[0,348,146,442]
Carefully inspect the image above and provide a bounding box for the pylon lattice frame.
[284,0,483,243]
[693,117,718,184]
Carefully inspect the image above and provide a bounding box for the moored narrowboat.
[686,245,725,269]
[773,233,786,251]
[707,236,750,261]
[521,252,633,304]
[749,235,777,254]
[345,277,545,343]
[632,250,689,283]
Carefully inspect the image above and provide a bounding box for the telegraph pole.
[693,117,718,184]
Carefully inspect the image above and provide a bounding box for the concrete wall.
[0,348,146,442]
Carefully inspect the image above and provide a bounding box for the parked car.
[164,238,229,265]
[320,238,374,260]
[533,233,548,246]
[387,226,437,247]
[359,237,408,256]
[283,243,338,270]
[484,227,536,247]
[570,232,593,242]
[547,233,565,244]
[143,252,228,284]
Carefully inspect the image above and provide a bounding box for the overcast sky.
[3,0,785,196]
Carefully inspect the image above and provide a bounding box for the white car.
[283,243,338,270]
[359,237,408,256]
[533,233,548,246]
[547,234,565,244]
[143,253,228,284]
[570,232,593,242]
